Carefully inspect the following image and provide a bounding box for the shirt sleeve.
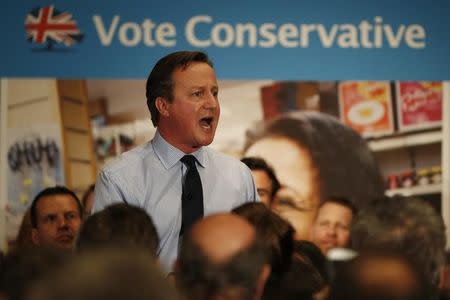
[92,169,126,213]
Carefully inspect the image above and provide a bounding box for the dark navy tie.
[180,155,204,236]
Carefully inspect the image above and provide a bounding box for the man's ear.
[254,264,271,300]
[31,228,40,245]
[155,97,170,117]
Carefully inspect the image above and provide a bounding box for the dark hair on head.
[241,157,281,198]
[445,249,450,264]
[244,111,384,209]
[30,186,82,228]
[232,202,294,279]
[269,240,328,300]
[292,240,329,285]
[76,203,159,257]
[146,51,213,127]
[351,195,446,290]
[177,228,267,300]
[320,196,357,216]
[12,209,34,253]
[27,248,180,300]
[81,184,95,208]
[0,247,68,300]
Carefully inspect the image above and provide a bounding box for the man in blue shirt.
[93,51,258,271]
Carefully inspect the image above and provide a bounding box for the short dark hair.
[241,157,281,198]
[12,209,34,253]
[319,196,357,216]
[351,195,446,290]
[232,202,294,299]
[75,203,159,257]
[30,186,82,228]
[177,228,266,300]
[27,248,180,300]
[244,111,385,209]
[0,247,68,300]
[145,51,213,127]
[232,202,293,278]
[81,184,95,208]
[292,240,329,285]
[272,241,328,300]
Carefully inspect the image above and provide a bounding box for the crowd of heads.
[1,185,169,300]
[1,184,446,300]
[0,51,448,300]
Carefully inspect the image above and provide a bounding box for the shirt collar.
[152,130,206,169]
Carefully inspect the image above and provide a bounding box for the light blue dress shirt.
[93,130,258,271]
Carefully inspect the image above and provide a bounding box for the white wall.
[1,79,63,249]
[87,79,149,119]
[212,80,273,155]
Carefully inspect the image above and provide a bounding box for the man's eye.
[66,212,77,220]
[337,224,349,230]
[45,215,56,223]
[192,91,202,97]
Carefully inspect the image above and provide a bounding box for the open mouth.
[200,117,213,129]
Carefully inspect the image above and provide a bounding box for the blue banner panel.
[2,1,450,79]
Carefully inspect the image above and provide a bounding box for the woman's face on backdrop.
[245,136,321,240]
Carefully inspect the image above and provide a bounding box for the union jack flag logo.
[25,5,84,49]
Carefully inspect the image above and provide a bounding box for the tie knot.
[181,155,197,168]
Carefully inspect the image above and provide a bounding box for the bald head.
[177,213,270,300]
[190,213,256,263]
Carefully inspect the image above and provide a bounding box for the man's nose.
[204,91,218,108]
[326,226,337,236]
[57,216,69,228]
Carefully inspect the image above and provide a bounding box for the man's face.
[311,201,353,254]
[251,169,273,206]
[31,194,82,250]
[245,136,321,240]
[160,62,220,153]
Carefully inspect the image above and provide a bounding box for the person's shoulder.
[205,148,256,199]
[205,147,249,171]
[101,141,155,174]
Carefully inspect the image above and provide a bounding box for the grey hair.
[351,195,446,288]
